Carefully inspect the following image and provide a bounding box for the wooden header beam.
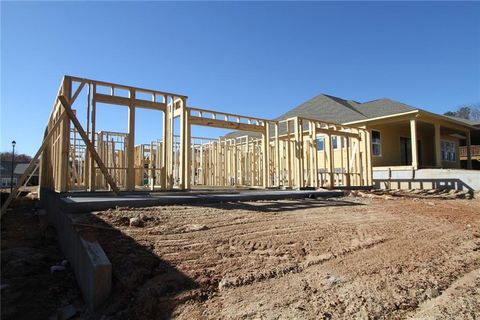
[94,93,167,111]
[68,75,188,99]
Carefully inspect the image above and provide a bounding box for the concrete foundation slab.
[59,189,345,213]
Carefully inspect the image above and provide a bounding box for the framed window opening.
[441,140,456,162]
[371,129,381,157]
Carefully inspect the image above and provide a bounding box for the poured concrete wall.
[40,188,112,311]
[373,168,480,191]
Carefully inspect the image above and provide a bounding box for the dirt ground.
[72,195,480,319]
[1,198,85,320]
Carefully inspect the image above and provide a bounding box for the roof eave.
[343,109,478,130]
[342,110,419,125]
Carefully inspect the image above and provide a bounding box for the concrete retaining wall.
[40,188,111,311]
[373,168,480,191]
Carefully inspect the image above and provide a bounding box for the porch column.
[410,119,418,169]
[466,130,472,169]
[434,123,442,167]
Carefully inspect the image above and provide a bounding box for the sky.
[1,1,479,155]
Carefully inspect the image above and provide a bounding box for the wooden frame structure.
[3,75,373,211]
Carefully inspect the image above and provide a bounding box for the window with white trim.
[371,130,381,156]
[441,140,456,161]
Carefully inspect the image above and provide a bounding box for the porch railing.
[459,145,480,158]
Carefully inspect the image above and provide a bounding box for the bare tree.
[0,152,32,162]
[444,103,480,121]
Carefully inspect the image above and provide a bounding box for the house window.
[332,136,338,149]
[1,178,17,187]
[371,130,381,156]
[441,140,456,161]
[316,137,325,151]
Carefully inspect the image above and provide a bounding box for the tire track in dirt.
[84,197,480,319]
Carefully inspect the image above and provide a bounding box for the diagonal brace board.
[1,112,68,216]
[58,95,120,194]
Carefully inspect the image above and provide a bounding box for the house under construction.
[12,76,374,200]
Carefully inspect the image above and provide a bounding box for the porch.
[459,145,480,161]
[366,111,474,170]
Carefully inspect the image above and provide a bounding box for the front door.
[400,137,422,166]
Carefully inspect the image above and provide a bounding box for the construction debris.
[350,188,473,200]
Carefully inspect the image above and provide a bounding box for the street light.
[10,140,16,194]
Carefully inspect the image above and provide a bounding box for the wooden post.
[325,133,334,188]
[345,136,351,187]
[466,130,472,170]
[274,123,280,187]
[58,76,71,192]
[179,98,190,189]
[163,96,174,189]
[262,122,270,188]
[287,122,292,188]
[312,123,319,188]
[89,84,97,191]
[126,89,136,191]
[295,117,304,189]
[149,141,154,190]
[355,136,361,185]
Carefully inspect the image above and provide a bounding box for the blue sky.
[1,1,479,155]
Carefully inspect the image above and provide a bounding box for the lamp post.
[10,140,16,194]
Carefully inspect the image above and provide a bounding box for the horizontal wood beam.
[189,116,265,132]
[93,93,166,111]
[312,128,361,139]
[69,75,188,99]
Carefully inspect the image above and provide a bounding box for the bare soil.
[1,199,85,320]
[76,195,480,319]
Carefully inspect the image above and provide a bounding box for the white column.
[410,119,418,169]
[434,123,442,167]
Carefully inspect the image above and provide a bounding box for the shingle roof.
[224,94,367,138]
[273,94,367,123]
[14,163,37,175]
[353,98,417,120]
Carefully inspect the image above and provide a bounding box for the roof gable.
[274,94,367,123]
[353,98,417,119]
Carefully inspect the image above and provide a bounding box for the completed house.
[273,94,478,171]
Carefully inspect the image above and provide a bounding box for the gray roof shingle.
[353,98,417,120]
[273,94,367,123]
